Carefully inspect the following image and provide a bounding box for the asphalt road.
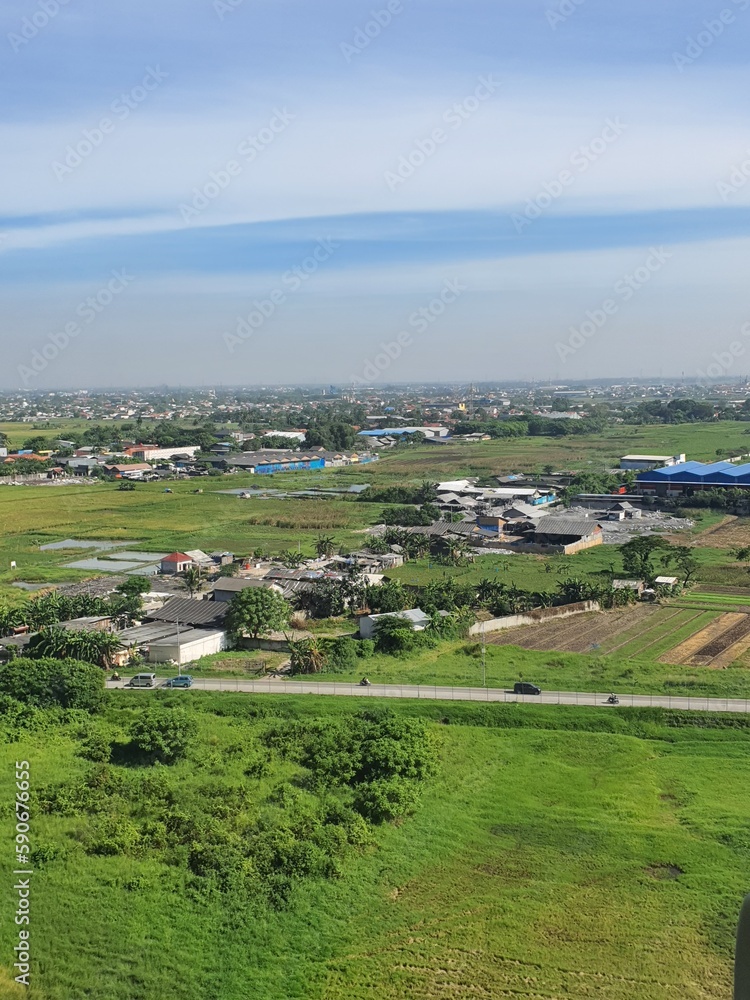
[109,678,750,713]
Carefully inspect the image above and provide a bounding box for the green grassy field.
[1,693,744,999]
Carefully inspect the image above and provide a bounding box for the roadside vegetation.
[0,682,744,998]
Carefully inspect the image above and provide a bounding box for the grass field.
[1,693,746,999]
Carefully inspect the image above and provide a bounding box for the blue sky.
[1,0,749,388]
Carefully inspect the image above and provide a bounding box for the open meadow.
[0,693,745,999]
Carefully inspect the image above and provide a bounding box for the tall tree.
[225,587,291,641]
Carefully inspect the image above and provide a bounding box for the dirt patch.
[690,615,750,664]
[690,516,750,549]
[645,863,684,881]
[660,613,743,664]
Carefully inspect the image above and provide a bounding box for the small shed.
[358,608,431,640]
[148,628,227,666]
[612,579,645,595]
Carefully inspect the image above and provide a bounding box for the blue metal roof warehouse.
[637,461,750,494]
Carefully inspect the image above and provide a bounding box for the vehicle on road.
[165,675,193,688]
[514,682,541,695]
[128,673,157,688]
[606,694,620,705]
[359,677,371,687]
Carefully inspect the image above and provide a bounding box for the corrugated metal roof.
[535,517,601,536]
[146,597,227,627]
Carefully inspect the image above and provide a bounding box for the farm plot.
[602,609,717,660]
[690,515,750,548]
[660,611,750,668]
[486,603,739,667]
[487,605,659,654]
[673,589,750,613]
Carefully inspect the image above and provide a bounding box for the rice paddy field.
[0,694,746,999]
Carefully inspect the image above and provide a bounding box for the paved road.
[109,678,750,713]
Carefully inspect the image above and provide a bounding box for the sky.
[1,0,749,389]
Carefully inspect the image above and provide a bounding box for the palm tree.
[404,533,430,561]
[315,535,335,558]
[288,636,328,675]
[182,566,203,598]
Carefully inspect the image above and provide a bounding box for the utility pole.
[481,621,486,688]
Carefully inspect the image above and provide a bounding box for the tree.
[27,628,123,668]
[116,576,152,599]
[130,708,197,764]
[619,536,669,579]
[731,546,750,562]
[288,636,328,675]
[280,549,304,568]
[373,615,421,655]
[296,581,347,619]
[117,481,136,491]
[315,535,336,558]
[225,587,291,641]
[182,566,204,598]
[364,580,407,614]
[661,545,699,585]
[403,533,430,561]
[0,657,104,711]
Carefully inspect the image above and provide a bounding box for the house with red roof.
[160,553,194,575]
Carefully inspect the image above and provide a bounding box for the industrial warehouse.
[637,460,750,496]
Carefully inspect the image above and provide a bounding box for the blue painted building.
[637,460,750,495]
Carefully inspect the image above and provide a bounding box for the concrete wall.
[468,600,600,636]
[149,631,227,665]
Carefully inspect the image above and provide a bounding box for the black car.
[514,682,541,696]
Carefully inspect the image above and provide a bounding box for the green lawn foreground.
[0,694,744,999]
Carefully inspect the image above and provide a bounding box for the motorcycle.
[359,678,372,687]
[606,694,619,705]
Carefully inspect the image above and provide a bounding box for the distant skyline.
[2,0,749,389]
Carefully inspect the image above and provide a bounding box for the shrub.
[0,657,104,711]
[130,708,197,764]
[327,637,358,672]
[79,728,112,762]
[353,778,419,824]
[356,639,375,659]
